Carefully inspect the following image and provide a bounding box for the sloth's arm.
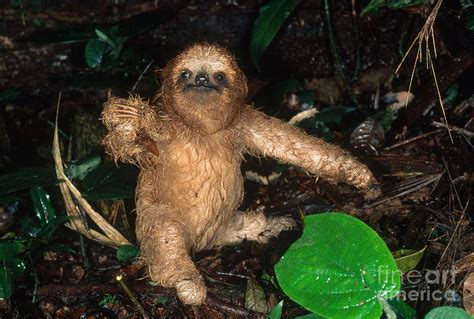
[102,96,164,166]
[236,106,378,191]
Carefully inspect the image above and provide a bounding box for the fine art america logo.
[378,266,459,302]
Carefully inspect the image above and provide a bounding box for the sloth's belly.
[153,140,244,242]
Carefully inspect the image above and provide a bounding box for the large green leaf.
[81,163,138,200]
[250,0,301,70]
[0,167,57,195]
[30,187,57,226]
[275,213,400,319]
[425,306,472,319]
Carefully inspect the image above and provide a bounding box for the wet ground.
[0,1,473,318]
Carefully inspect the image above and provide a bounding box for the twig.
[365,172,444,208]
[205,297,265,318]
[116,275,150,319]
[384,129,443,151]
[394,0,453,142]
[132,59,154,92]
[432,121,474,138]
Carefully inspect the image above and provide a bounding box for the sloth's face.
[162,43,248,133]
[177,66,228,94]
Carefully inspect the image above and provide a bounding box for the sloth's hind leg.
[136,204,206,305]
[212,211,296,247]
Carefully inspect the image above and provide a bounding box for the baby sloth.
[102,43,378,305]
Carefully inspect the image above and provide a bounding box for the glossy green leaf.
[275,213,401,319]
[295,314,325,319]
[116,245,139,262]
[66,153,101,180]
[30,187,56,226]
[81,163,138,200]
[250,0,301,70]
[0,167,57,195]
[387,298,416,319]
[268,301,283,319]
[393,246,426,273]
[425,306,472,319]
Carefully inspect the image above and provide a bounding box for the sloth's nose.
[195,72,209,85]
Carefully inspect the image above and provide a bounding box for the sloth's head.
[161,43,248,133]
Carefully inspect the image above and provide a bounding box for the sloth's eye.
[180,70,191,80]
[214,72,225,82]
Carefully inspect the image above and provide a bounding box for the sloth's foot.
[149,260,206,305]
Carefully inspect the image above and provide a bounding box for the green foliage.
[425,306,472,319]
[387,298,416,319]
[85,27,125,70]
[371,109,397,132]
[444,82,460,106]
[393,247,426,273]
[275,213,400,319]
[465,7,474,31]
[0,266,14,300]
[98,294,120,307]
[299,106,356,142]
[0,167,57,195]
[116,245,139,263]
[268,301,283,319]
[313,106,356,124]
[253,79,303,111]
[30,186,56,226]
[81,162,138,200]
[250,0,301,70]
[66,152,101,181]
[0,187,68,301]
[362,0,427,15]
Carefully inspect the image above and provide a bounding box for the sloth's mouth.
[184,84,220,92]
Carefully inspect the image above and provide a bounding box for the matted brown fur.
[102,43,379,305]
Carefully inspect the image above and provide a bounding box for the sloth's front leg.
[212,211,296,247]
[102,96,161,165]
[136,204,206,305]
